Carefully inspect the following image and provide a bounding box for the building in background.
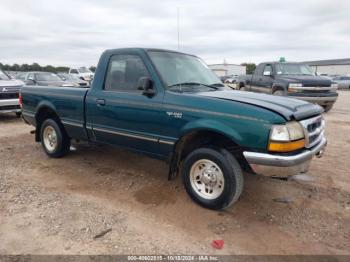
[208,63,246,77]
[304,58,350,75]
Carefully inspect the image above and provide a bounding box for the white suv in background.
[69,67,94,82]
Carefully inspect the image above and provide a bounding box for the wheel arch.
[168,121,251,180]
[34,102,61,142]
[272,84,287,93]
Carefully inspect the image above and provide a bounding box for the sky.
[0,0,349,67]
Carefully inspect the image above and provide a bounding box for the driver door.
[88,52,165,156]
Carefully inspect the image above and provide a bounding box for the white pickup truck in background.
[68,67,94,82]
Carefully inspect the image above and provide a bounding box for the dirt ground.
[0,91,349,255]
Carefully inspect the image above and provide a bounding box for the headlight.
[289,83,302,88]
[288,83,303,93]
[331,83,338,90]
[269,122,306,152]
[288,83,303,92]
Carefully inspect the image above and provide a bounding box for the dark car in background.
[57,73,90,88]
[17,72,77,87]
[237,62,338,112]
[0,70,24,116]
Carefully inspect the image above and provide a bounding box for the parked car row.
[0,68,93,116]
[16,71,91,88]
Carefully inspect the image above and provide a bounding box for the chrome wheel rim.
[43,126,58,153]
[189,159,225,200]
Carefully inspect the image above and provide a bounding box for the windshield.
[148,51,223,91]
[79,67,92,73]
[36,72,62,81]
[275,63,315,76]
[0,70,10,80]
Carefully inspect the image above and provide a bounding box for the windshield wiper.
[168,82,219,90]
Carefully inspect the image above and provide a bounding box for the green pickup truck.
[21,48,327,210]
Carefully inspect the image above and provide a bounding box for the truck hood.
[0,79,24,88]
[198,90,323,121]
[275,75,332,86]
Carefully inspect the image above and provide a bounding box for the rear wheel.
[40,119,70,158]
[182,147,244,210]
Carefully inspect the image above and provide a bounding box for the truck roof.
[260,61,302,65]
[103,47,197,58]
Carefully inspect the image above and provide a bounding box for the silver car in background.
[0,70,24,116]
[333,76,350,89]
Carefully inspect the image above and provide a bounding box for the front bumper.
[243,137,327,177]
[288,93,338,106]
[0,98,20,113]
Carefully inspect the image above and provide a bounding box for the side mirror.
[137,77,155,97]
[263,71,271,76]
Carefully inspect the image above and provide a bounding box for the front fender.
[180,118,243,146]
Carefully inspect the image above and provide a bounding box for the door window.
[104,55,150,92]
[27,73,35,80]
[263,65,272,75]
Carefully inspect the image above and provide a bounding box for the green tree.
[241,63,256,74]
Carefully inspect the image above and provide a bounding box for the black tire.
[239,85,246,91]
[182,147,244,210]
[273,90,284,96]
[322,104,333,112]
[40,118,70,158]
[15,112,21,118]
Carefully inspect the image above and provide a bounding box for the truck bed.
[21,86,89,140]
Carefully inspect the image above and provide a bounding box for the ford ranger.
[21,48,327,210]
[237,62,338,112]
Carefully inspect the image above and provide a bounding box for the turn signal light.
[268,139,305,152]
[19,93,23,108]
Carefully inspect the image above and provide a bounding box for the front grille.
[300,115,325,148]
[0,92,19,99]
[303,83,331,87]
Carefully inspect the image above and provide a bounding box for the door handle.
[96,99,105,106]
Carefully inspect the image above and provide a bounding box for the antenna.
[177,7,180,50]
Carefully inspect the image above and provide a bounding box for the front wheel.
[273,90,284,96]
[40,119,70,158]
[322,104,333,112]
[182,147,244,210]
